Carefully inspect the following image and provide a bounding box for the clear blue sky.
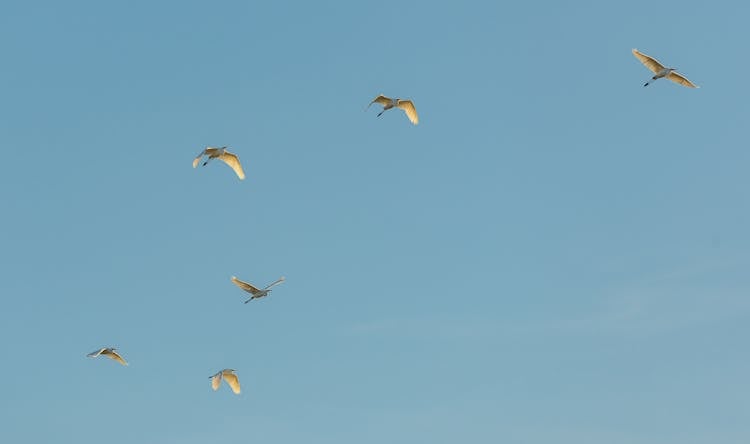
[1,1,749,442]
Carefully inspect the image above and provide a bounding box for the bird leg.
[377,110,384,117]
[644,75,658,87]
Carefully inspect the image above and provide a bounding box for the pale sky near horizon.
[1,1,749,443]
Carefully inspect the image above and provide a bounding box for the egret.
[367,95,419,125]
[231,276,285,303]
[192,146,246,180]
[209,369,241,394]
[87,347,128,366]
[632,49,699,88]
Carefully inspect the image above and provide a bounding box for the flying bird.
[632,49,699,88]
[231,276,285,303]
[209,369,241,394]
[87,347,128,366]
[192,146,246,180]
[367,95,419,125]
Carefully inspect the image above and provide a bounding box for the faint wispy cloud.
[347,259,750,338]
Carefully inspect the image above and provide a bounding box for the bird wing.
[632,49,665,74]
[218,152,246,180]
[265,276,285,290]
[222,370,241,394]
[87,348,105,358]
[210,372,222,391]
[666,71,698,88]
[192,148,210,168]
[368,95,392,109]
[231,276,260,294]
[103,349,128,366]
[396,100,419,125]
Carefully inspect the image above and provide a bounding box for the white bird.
[192,146,246,180]
[367,95,419,125]
[632,49,699,88]
[231,276,285,303]
[209,369,241,394]
[87,347,128,366]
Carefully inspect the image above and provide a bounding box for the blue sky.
[1,1,749,442]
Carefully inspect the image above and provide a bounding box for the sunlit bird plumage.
[193,146,246,180]
[87,347,128,366]
[632,49,699,88]
[209,369,241,394]
[367,95,419,125]
[231,276,285,303]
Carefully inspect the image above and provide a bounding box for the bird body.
[87,347,128,366]
[632,49,698,88]
[653,67,671,79]
[193,146,246,180]
[367,94,419,125]
[209,369,241,394]
[377,96,397,111]
[231,276,285,303]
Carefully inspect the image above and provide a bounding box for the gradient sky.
[1,1,749,443]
